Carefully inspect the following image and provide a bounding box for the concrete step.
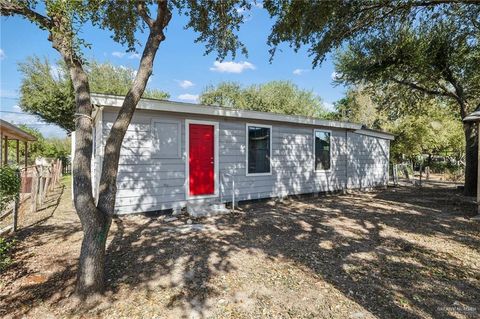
[187,202,230,217]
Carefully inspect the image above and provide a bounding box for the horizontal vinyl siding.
[102,111,187,214]
[219,121,348,203]
[100,109,390,214]
[347,132,390,189]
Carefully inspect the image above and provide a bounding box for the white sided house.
[82,93,394,215]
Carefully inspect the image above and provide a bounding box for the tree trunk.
[463,122,477,196]
[97,6,171,215]
[67,61,110,297]
[76,212,111,296]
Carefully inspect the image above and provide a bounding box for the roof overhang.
[0,119,37,142]
[91,93,395,140]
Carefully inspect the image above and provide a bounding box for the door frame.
[185,119,219,200]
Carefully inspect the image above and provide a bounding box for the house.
[82,93,394,215]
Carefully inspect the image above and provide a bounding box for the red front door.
[189,123,215,196]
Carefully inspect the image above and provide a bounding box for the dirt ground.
[0,178,479,319]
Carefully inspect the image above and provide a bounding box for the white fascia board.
[354,129,395,141]
[91,93,362,130]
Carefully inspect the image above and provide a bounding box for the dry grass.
[0,179,479,318]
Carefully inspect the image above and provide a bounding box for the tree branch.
[97,0,172,215]
[390,77,457,99]
[442,65,470,118]
[136,1,154,28]
[0,0,51,29]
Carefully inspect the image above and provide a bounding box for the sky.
[0,4,347,138]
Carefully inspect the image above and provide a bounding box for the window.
[314,130,331,171]
[246,124,272,175]
[152,120,181,158]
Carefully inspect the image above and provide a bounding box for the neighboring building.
[0,119,37,168]
[83,93,394,215]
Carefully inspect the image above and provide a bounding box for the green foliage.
[18,57,170,132]
[384,101,465,162]
[87,61,169,100]
[19,57,75,132]
[331,86,465,162]
[200,81,328,118]
[6,125,71,165]
[263,1,479,66]
[0,166,21,212]
[334,18,480,115]
[0,237,15,272]
[332,87,386,129]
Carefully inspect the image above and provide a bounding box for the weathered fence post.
[393,164,398,186]
[419,162,423,187]
[13,169,20,232]
[31,167,38,213]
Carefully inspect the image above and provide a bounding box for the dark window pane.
[248,126,271,174]
[315,131,331,170]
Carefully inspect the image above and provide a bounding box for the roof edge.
[0,119,38,141]
[91,93,393,140]
[354,128,395,141]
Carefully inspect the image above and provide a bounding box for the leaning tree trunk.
[87,1,171,296]
[68,61,112,297]
[463,122,477,196]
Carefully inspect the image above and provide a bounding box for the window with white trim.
[247,124,271,175]
[314,130,331,171]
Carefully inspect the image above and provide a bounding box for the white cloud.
[210,61,255,73]
[112,51,140,59]
[178,80,194,89]
[293,68,308,75]
[128,53,141,59]
[177,94,199,103]
[112,51,126,58]
[0,49,5,60]
[12,105,21,110]
[331,71,341,81]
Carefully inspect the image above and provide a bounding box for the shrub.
[0,166,21,212]
[0,237,15,272]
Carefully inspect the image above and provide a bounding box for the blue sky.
[0,5,346,138]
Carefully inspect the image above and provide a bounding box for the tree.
[333,85,465,165]
[261,0,479,194]
[200,81,328,118]
[384,101,465,163]
[263,0,480,66]
[332,87,386,129]
[19,57,169,132]
[4,0,475,299]
[1,0,252,297]
[334,18,480,194]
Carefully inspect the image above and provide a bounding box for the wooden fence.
[0,159,63,235]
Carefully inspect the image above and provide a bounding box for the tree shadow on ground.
[102,185,479,318]
[2,185,479,318]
